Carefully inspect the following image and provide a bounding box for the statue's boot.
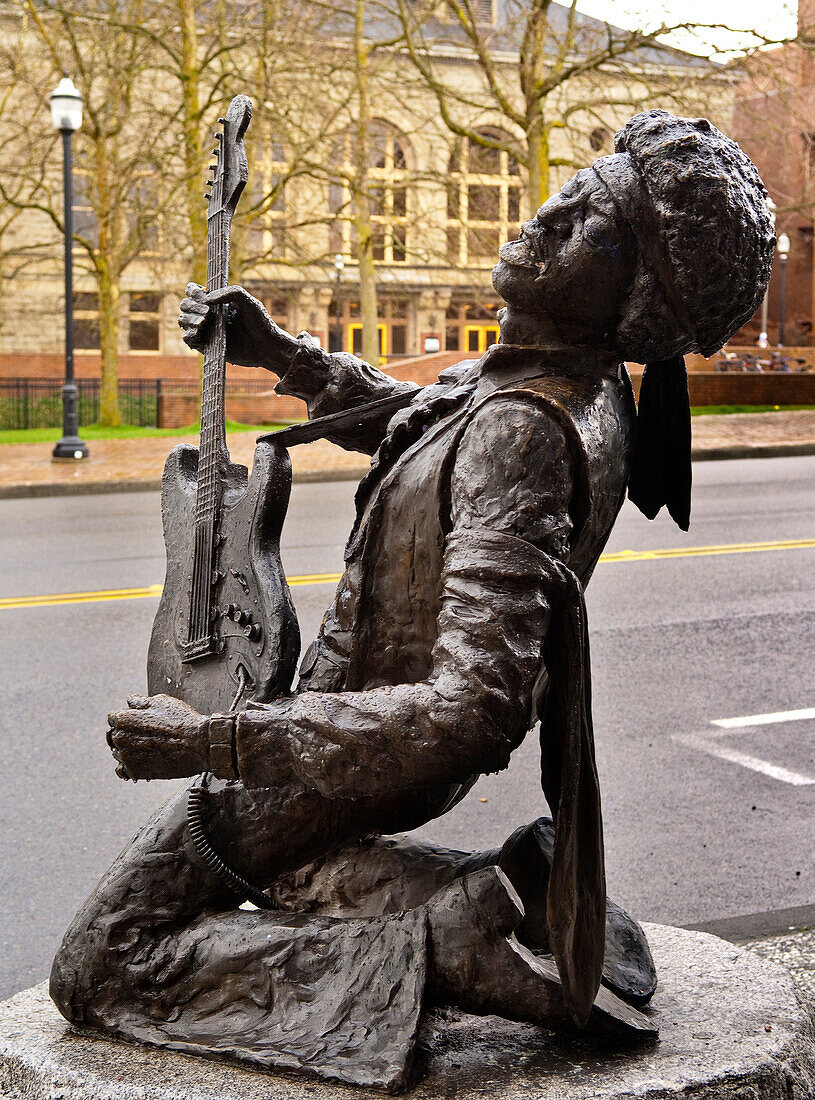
[494,818,657,1005]
[425,865,657,1042]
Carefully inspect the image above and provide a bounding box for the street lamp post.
[777,232,790,349]
[50,76,88,461]
[757,198,776,348]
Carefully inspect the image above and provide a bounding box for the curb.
[0,465,371,500]
[2,445,814,500]
[691,442,815,461]
[684,902,815,944]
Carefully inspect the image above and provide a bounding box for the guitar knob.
[235,608,251,625]
[248,623,262,642]
[226,603,239,619]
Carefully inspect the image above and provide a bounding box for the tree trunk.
[353,0,380,367]
[527,115,551,211]
[98,262,121,427]
[179,0,207,286]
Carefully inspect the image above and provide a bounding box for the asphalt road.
[1,454,814,1000]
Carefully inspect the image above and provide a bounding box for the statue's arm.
[275,342,419,455]
[234,396,575,795]
[179,283,418,455]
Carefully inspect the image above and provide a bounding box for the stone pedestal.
[2,924,814,1099]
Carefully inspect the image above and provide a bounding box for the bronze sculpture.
[50,109,774,1092]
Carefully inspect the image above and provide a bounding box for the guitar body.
[148,440,300,715]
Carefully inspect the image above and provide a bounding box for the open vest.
[299,344,636,704]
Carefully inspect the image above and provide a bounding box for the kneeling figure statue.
[50,109,773,1092]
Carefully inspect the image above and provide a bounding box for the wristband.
[208,714,238,779]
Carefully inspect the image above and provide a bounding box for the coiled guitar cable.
[186,668,277,910]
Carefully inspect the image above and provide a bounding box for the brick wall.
[627,371,815,405]
[684,347,815,372]
[158,392,308,427]
[156,353,463,427]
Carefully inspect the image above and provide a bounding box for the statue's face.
[492,167,636,335]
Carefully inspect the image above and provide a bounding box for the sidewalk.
[3,409,815,499]
[746,928,815,1003]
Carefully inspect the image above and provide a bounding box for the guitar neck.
[196,205,231,525]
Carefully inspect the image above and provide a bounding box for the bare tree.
[395,0,767,209]
[2,0,184,425]
[0,5,60,335]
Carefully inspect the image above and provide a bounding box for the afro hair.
[613,110,775,363]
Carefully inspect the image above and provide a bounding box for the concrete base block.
[1,924,814,1098]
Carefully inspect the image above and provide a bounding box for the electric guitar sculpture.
[148,95,299,715]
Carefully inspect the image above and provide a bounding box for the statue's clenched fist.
[178,282,299,372]
[107,694,210,781]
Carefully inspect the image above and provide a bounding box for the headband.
[591,156,692,531]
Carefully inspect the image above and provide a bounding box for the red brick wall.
[156,353,465,427]
[158,392,308,428]
[628,370,815,405]
[0,350,454,387]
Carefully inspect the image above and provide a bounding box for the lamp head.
[777,232,790,259]
[50,76,82,132]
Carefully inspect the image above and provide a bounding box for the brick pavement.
[2,410,815,497]
[0,431,369,497]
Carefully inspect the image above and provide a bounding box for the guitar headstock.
[205,94,252,219]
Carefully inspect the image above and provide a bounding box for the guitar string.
[190,193,229,644]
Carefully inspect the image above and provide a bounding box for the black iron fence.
[0,376,290,431]
[0,378,163,430]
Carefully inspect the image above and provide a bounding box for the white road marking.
[674,709,815,786]
[711,707,815,729]
[674,733,815,786]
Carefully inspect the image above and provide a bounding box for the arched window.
[329,122,410,264]
[446,130,522,266]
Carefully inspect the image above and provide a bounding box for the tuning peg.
[217,116,225,123]
[215,133,222,141]
[212,147,220,155]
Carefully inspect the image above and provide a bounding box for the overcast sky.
[575,0,798,53]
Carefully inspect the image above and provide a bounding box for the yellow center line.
[2,536,815,612]
[601,537,815,563]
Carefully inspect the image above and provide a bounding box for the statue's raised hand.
[107,693,209,781]
[178,283,299,373]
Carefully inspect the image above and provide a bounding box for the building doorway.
[329,297,409,362]
[445,301,501,352]
[349,323,387,360]
[463,324,499,353]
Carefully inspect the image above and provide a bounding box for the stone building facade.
[0,3,737,391]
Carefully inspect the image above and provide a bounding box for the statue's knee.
[49,935,83,1022]
[49,915,108,1023]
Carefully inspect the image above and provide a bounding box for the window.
[330,123,410,264]
[132,175,160,255]
[245,137,288,260]
[590,126,612,153]
[472,0,494,23]
[446,131,523,266]
[259,295,290,332]
[445,300,500,353]
[330,297,410,360]
[803,132,815,180]
[73,291,100,350]
[72,173,98,247]
[129,292,161,351]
